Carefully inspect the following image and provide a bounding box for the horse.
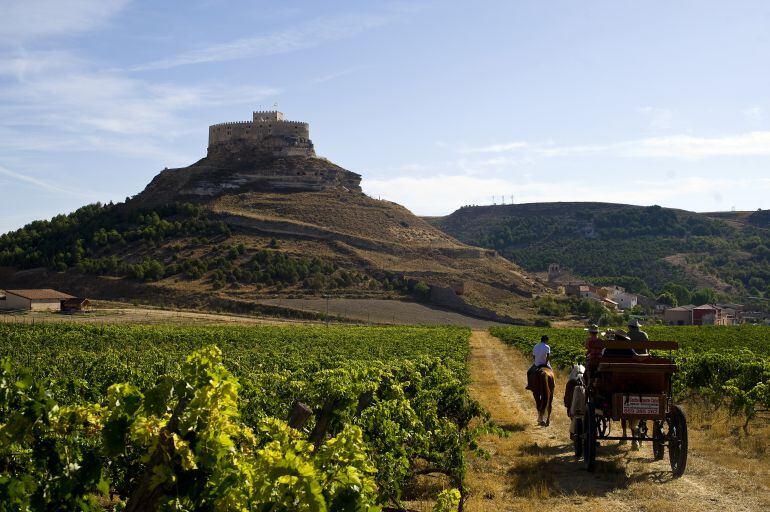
[565,364,587,439]
[621,418,643,450]
[563,363,585,414]
[530,366,555,426]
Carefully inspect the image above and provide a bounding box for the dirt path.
[464,330,770,511]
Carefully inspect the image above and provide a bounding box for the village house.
[636,294,657,311]
[693,304,728,325]
[597,285,638,310]
[62,297,92,313]
[664,304,696,325]
[664,303,743,325]
[565,283,591,297]
[0,289,75,311]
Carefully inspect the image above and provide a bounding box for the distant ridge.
[428,202,770,299]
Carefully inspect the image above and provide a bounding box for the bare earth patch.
[461,330,770,511]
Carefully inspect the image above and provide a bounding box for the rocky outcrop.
[132,142,361,208]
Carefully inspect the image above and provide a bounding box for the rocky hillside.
[0,145,541,320]
[134,140,362,207]
[429,202,770,300]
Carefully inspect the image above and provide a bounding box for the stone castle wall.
[208,111,312,155]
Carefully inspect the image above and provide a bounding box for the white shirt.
[533,342,551,366]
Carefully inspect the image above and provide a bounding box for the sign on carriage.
[621,395,660,416]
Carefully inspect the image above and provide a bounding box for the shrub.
[413,281,431,301]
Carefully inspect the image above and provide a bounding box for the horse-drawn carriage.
[573,339,688,477]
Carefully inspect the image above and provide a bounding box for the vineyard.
[0,323,487,511]
[490,325,770,431]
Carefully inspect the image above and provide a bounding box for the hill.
[429,202,770,300]
[0,141,541,321]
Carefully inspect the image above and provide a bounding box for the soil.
[460,330,770,511]
[256,298,504,328]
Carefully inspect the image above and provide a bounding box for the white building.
[613,291,638,310]
[0,289,75,311]
[600,285,638,310]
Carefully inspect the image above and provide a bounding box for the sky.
[1,0,770,234]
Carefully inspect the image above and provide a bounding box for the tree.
[691,287,718,306]
[413,281,431,301]
[656,292,678,307]
[749,277,766,292]
[663,283,692,306]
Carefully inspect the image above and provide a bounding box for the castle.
[208,111,316,157]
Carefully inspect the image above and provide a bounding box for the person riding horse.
[526,335,555,426]
[526,335,551,390]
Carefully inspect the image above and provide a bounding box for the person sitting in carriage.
[628,318,649,355]
[584,324,603,378]
[601,329,637,357]
[525,335,551,391]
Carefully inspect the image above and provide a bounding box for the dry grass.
[461,330,770,512]
[684,400,770,480]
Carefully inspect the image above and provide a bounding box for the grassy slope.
[430,202,770,297]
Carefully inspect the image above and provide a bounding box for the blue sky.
[1,0,770,234]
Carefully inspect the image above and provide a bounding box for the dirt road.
[464,330,770,511]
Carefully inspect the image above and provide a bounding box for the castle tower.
[207,110,315,157]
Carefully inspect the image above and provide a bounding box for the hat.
[587,324,599,334]
[614,329,631,341]
[628,319,642,328]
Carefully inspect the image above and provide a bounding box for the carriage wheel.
[652,420,665,460]
[573,418,583,459]
[583,404,597,472]
[668,406,688,477]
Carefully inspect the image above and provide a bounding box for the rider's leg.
[525,365,535,390]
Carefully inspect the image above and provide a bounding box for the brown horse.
[530,366,555,426]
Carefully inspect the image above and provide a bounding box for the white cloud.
[0,48,280,160]
[0,50,82,80]
[0,164,94,197]
[364,173,770,216]
[459,141,530,154]
[310,66,365,85]
[623,132,770,158]
[131,13,393,71]
[460,131,770,160]
[637,106,673,130]
[0,0,130,42]
[742,106,765,123]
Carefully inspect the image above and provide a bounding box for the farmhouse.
[597,285,638,310]
[62,297,91,313]
[693,304,741,325]
[0,289,75,311]
[664,303,742,325]
[565,283,591,297]
[664,304,696,325]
